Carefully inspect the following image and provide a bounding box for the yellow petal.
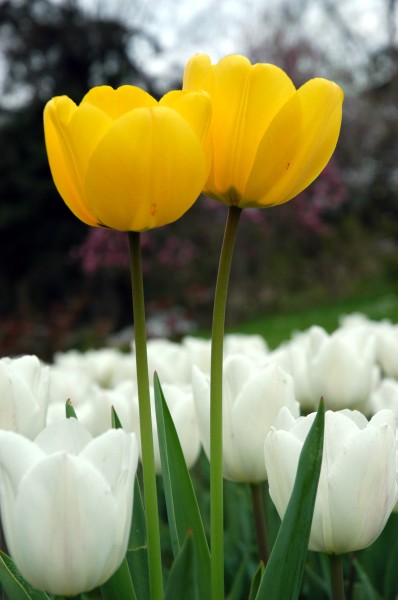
[183,54,214,93]
[184,54,296,204]
[160,90,211,146]
[244,78,343,207]
[160,90,212,175]
[84,106,207,231]
[81,85,157,120]
[44,97,97,226]
[44,96,113,226]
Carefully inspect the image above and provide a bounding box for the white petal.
[13,452,118,595]
[0,432,45,557]
[35,418,92,454]
[81,429,138,577]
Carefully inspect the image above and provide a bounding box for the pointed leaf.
[248,563,264,600]
[126,476,150,600]
[65,398,77,419]
[226,559,249,600]
[165,533,198,600]
[0,551,50,600]
[111,405,123,429]
[100,558,137,600]
[154,373,210,600]
[353,559,383,600]
[384,532,398,600]
[255,400,325,600]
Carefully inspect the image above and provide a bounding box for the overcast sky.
[1,0,396,103]
[75,0,397,88]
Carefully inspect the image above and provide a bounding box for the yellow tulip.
[183,54,344,208]
[44,85,211,231]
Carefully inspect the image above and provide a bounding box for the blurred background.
[1,0,398,360]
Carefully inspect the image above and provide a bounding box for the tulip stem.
[210,205,242,600]
[250,483,269,564]
[128,231,164,600]
[329,554,345,600]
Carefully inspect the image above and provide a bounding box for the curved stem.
[329,553,345,600]
[250,483,269,565]
[128,231,164,600]
[210,205,242,600]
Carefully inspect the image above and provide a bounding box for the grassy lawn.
[228,290,398,348]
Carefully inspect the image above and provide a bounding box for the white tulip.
[54,348,135,388]
[0,355,49,438]
[0,419,138,596]
[223,333,269,363]
[374,323,398,379]
[182,336,212,374]
[309,329,379,411]
[193,356,299,483]
[265,408,398,554]
[370,378,398,418]
[146,339,192,384]
[112,381,201,473]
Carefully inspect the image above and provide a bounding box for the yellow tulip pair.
[44,54,344,232]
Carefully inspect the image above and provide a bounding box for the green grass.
[228,290,398,349]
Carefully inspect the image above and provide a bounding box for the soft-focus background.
[1,0,398,360]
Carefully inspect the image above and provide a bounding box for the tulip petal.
[245,78,343,207]
[44,96,112,226]
[0,432,44,493]
[81,429,138,578]
[229,364,298,483]
[160,90,212,175]
[82,85,157,119]
[0,432,45,562]
[160,90,211,146]
[183,54,214,93]
[85,106,207,231]
[313,425,396,553]
[13,453,117,595]
[35,418,92,455]
[265,429,302,518]
[0,361,42,436]
[192,366,211,459]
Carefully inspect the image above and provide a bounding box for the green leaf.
[65,399,77,419]
[126,476,150,600]
[100,558,137,600]
[111,405,123,429]
[255,400,325,600]
[353,559,383,600]
[0,551,50,600]
[384,530,398,600]
[165,533,198,600]
[248,563,264,600]
[226,559,249,600]
[153,373,210,600]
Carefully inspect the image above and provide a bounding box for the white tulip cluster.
[0,317,398,593]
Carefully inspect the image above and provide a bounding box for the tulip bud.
[0,355,49,439]
[309,329,379,411]
[0,419,138,596]
[265,408,398,554]
[113,380,201,473]
[193,356,299,483]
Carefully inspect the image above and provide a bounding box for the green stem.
[128,231,164,600]
[329,554,345,600]
[210,205,242,600]
[250,483,269,565]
